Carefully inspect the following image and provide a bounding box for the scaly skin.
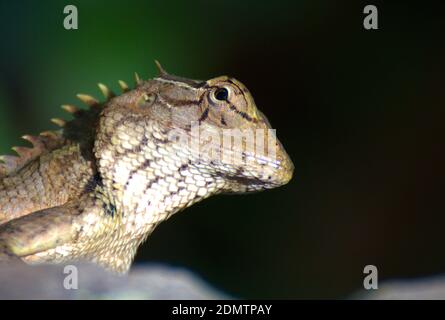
[0,62,293,273]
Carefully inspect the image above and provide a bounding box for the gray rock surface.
[353,275,445,299]
[0,262,230,299]
[3,262,445,299]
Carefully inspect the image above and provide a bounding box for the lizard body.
[0,62,293,273]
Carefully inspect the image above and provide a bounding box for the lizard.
[0,61,294,273]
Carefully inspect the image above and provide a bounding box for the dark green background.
[1,0,444,298]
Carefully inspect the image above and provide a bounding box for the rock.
[0,262,229,299]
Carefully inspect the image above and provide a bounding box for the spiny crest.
[98,83,115,100]
[134,72,142,85]
[0,131,65,177]
[76,94,99,107]
[43,73,142,129]
[0,69,145,178]
[118,80,129,92]
[154,60,168,77]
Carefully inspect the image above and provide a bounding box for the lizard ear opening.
[154,60,168,77]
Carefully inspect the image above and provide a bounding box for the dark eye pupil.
[215,88,228,101]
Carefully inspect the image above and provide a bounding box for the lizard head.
[95,62,294,196]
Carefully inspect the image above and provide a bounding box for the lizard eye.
[213,87,229,101]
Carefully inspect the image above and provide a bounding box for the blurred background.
[0,0,444,298]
